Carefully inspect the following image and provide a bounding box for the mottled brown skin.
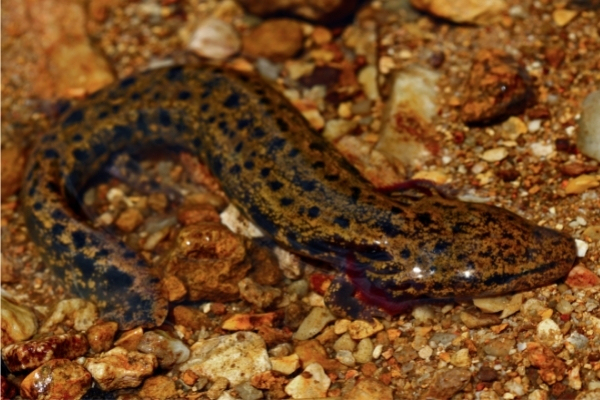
[22,66,578,328]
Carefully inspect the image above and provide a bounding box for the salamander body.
[22,66,578,328]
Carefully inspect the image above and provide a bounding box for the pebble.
[424,368,471,399]
[525,343,566,385]
[530,142,554,157]
[270,354,300,375]
[20,359,92,400]
[357,65,379,101]
[114,326,144,351]
[181,331,270,386]
[333,332,357,352]
[353,338,374,364]
[243,19,304,61]
[0,147,26,198]
[138,375,178,400]
[238,277,282,310]
[188,18,241,60]
[577,90,600,162]
[236,0,357,23]
[480,147,509,162]
[84,347,158,391]
[163,275,188,302]
[39,298,98,333]
[221,312,277,331]
[411,0,507,24]
[459,311,500,329]
[294,340,343,372]
[483,338,516,357]
[137,330,190,369]
[115,207,144,232]
[552,9,578,26]
[284,362,330,399]
[86,321,119,353]
[292,307,336,340]
[336,349,356,367]
[0,296,38,345]
[565,174,599,194]
[2,332,89,372]
[450,348,471,368]
[348,318,384,340]
[462,49,532,124]
[345,377,393,400]
[234,381,264,400]
[536,319,563,349]
[566,265,600,288]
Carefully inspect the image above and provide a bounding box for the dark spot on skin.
[234,142,243,153]
[103,265,134,287]
[299,180,317,192]
[237,118,251,130]
[288,148,299,157]
[452,223,468,234]
[248,205,278,236]
[312,161,325,169]
[97,249,110,257]
[178,90,191,100]
[324,174,339,181]
[136,113,150,135]
[280,197,294,206]
[92,143,107,157]
[229,164,241,174]
[207,115,216,124]
[72,134,83,142]
[416,213,432,226]
[253,127,266,139]
[71,231,86,249]
[131,92,141,100]
[433,240,451,255]
[112,105,120,114]
[224,93,240,108]
[502,231,515,240]
[268,137,286,153]
[98,111,109,119]
[212,156,223,175]
[478,249,493,258]
[123,250,136,259]
[62,109,84,128]
[244,160,254,170]
[276,118,289,132]
[74,253,96,282]
[120,76,136,88]
[166,66,184,81]
[259,97,271,106]
[44,149,59,159]
[307,206,320,218]
[309,142,326,151]
[201,103,210,112]
[260,167,270,177]
[268,181,284,191]
[51,223,65,236]
[400,248,411,259]
[42,134,57,143]
[457,253,467,261]
[350,187,361,203]
[361,249,394,261]
[334,216,350,229]
[391,206,402,214]
[46,182,60,194]
[378,220,402,238]
[72,148,89,162]
[33,202,43,211]
[114,125,133,141]
[158,109,171,127]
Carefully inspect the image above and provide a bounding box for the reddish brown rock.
[345,378,393,400]
[248,245,283,286]
[171,306,214,331]
[165,222,251,302]
[243,19,304,61]
[138,375,178,400]
[84,347,157,391]
[462,49,533,125]
[86,321,118,354]
[294,339,344,372]
[526,343,567,385]
[237,0,358,23]
[424,368,472,399]
[2,332,89,372]
[115,207,144,233]
[20,359,92,400]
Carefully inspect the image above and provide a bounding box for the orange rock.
[20,359,92,400]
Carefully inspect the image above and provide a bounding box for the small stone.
[180,332,270,386]
[552,9,578,26]
[137,330,190,369]
[20,359,92,400]
[138,375,178,400]
[221,312,277,331]
[462,49,532,124]
[243,19,303,61]
[236,0,357,23]
[348,319,384,340]
[177,203,221,226]
[1,296,38,346]
[566,265,600,288]
[84,347,158,391]
[336,350,356,367]
[2,332,89,373]
[582,225,600,240]
[284,362,330,399]
[1,147,26,198]
[163,275,188,302]
[577,90,600,162]
[234,381,264,400]
[424,368,471,399]
[478,366,499,382]
[483,338,516,357]
[345,377,393,400]
[207,377,229,399]
[294,340,343,372]
[86,321,118,353]
[481,147,509,162]
[172,306,213,331]
[565,174,600,194]
[147,192,168,213]
[450,348,471,368]
[271,354,300,375]
[292,307,336,340]
[460,311,501,329]
[39,298,98,333]
[358,65,379,101]
[188,18,241,60]
[353,338,374,364]
[114,327,144,351]
[525,343,566,385]
[411,0,507,25]
[115,207,144,232]
[537,319,563,349]
[333,332,357,352]
[238,278,282,310]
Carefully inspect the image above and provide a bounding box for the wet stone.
[345,377,393,400]
[1,296,38,346]
[86,321,118,354]
[243,19,304,62]
[138,375,178,400]
[137,330,190,369]
[20,359,91,400]
[84,347,158,391]
[577,90,600,162]
[284,362,330,399]
[424,368,471,399]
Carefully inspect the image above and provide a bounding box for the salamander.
[21,66,578,329]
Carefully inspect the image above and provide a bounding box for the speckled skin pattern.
[22,66,578,328]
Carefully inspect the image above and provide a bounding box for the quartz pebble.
[565,174,600,194]
[20,359,92,400]
[137,330,190,369]
[188,18,241,60]
[348,318,383,340]
[536,319,563,349]
[292,307,336,340]
[39,299,98,333]
[284,362,330,399]
[86,321,118,353]
[84,347,158,391]
[270,354,300,375]
[577,90,600,162]
[0,296,38,345]
[181,332,270,386]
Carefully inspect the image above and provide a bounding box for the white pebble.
[530,142,553,157]
[188,18,241,60]
[480,147,508,162]
[528,119,542,132]
[575,239,589,258]
[577,90,600,161]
